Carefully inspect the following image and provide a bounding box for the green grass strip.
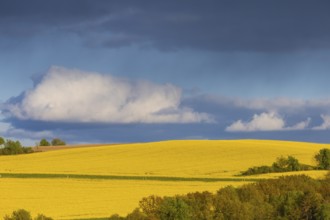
[0,173,261,182]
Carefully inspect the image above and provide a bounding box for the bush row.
[0,139,33,155]
[241,155,314,176]
[109,174,330,220]
[0,136,67,156]
[241,149,330,176]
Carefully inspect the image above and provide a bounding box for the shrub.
[33,214,53,220]
[108,214,125,220]
[241,165,273,175]
[126,209,148,220]
[23,147,34,154]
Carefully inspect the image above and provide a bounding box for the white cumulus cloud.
[226,112,310,132]
[6,66,212,124]
[226,112,285,132]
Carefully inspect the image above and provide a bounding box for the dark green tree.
[139,195,163,218]
[214,186,253,220]
[184,191,214,220]
[51,138,66,146]
[273,191,303,218]
[0,136,4,145]
[287,156,301,171]
[3,209,32,220]
[159,197,191,220]
[0,139,33,155]
[272,156,289,172]
[39,139,50,146]
[299,191,324,220]
[237,184,274,220]
[3,140,23,155]
[315,148,330,170]
[272,155,301,172]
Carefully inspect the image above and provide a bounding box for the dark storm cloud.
[1,0,330,52]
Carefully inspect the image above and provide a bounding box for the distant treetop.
[51,138,66,146]
[39,139,50,146]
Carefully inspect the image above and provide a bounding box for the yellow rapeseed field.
[0,140,328,177]
[0,140,328,219]
[0,178,247,219]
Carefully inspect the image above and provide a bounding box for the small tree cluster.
[39,139,50,146]
[241,155,313,176]
[51,138,66,146]
[0,137,33,155]
[38,138,66,147]
[272,155,301,172]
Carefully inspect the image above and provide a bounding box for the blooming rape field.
[0,140,328,219]
[0,140,327,177]
[0,178,247,219]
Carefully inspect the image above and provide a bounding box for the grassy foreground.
[0,140,328,219]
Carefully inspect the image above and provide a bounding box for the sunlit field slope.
[0,178,245,219]
[0,140,328,177]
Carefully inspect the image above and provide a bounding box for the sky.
[1,0,330,145]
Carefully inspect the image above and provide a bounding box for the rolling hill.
[0,139,328,177]
[0,140,328,219]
